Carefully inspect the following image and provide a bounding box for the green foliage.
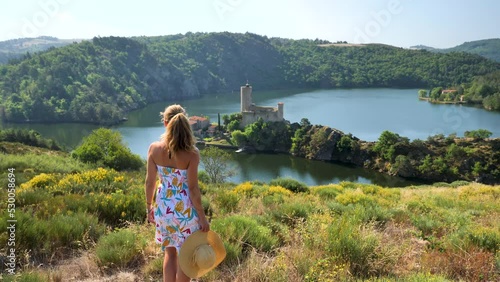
[418,89,428,98]
[0,128,61,150]
[271,201,314,226]
[464,129,493,139]
[269,177,309,193]
[467,227,500,253]
[95,227,148,267]
[198,170,211,184]
[230,130,247,146]
[439,38,500,62]
[326,216,381,277]
[2,210,106,260]
[2,33,498,124]
[222,113,242,131]
[310,184,344,200]
[240,118,292,151]
[373,130,409,161]
[214,189,240,214]
[0,272,50,282]
[211,215,279,255]
[337,133,357,152]
[0,152,93,175]
[72,128,143,170]
[200,146,235,183]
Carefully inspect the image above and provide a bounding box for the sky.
[1,0,499,48]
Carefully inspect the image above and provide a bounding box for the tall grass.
[7,164,499,281]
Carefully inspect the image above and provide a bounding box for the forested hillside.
[422,70,500,110]
[0,32,499,124]
[411,38,500,62]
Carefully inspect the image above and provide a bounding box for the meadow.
[0,144,499,281]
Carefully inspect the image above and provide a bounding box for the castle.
[240,83,284,127]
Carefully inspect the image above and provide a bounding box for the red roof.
[442,89,457,93]
[189,116,208,122]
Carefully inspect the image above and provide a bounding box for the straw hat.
[179,230,226,278]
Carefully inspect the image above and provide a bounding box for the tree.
[199,146,235,184]
[373,130,407,161]
[464,129,492,139]
[72,128,143,170]
[418,89,428,98]
[231,130,247,147]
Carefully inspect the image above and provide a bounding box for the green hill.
[444,39,500,62]
[0,36,78,64]
[411,38,500,62]
[0,32,499,124]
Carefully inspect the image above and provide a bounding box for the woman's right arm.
[145,144,157,223]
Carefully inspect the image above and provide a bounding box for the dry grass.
[421,247,498,281]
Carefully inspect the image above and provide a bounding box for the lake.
[4,88,500,187]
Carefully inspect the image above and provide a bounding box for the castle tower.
[241,83,252,112]
[278,102,284,120]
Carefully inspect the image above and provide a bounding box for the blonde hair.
[160,105,196,154]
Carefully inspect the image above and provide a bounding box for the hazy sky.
[1,0,499,48]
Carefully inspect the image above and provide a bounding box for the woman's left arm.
[187,149,210,232]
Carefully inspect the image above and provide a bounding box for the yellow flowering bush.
[310,184,344,200]
[51,168,124,194]
[88,189,144,225]
[335,189,372,205]
[19,173,59,191]
[264,185,293,197]
[232,182,254,196]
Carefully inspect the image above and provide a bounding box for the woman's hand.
[199,217,210,232]
[147,208,155,224]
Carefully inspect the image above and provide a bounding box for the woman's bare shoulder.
[148,141,165,153]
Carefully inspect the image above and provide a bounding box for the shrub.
[198,170,211,184]
[20,173,59,189]
[270,201,314,226]
[264,185,293,197]
[335,190,372,206]
[468,227,500,253]
[211,215,278,254]
[449,180,470,188]
[8,210,105,261]
[232,182,254,196]
[269,177,308,193]
[351,204,393,224]
[326,217,381,277]
[213,189,240,214]
[310,184,343,200]
[88,188,145,226]
[72,128,143,171]
[95,227,148,268]
[50,168,123,195]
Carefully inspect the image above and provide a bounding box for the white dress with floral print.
[154,165,200,251]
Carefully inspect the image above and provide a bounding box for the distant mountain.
[409,44,438,51]
[411,39,500,62]
[0,36,80,64]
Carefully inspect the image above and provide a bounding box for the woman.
[145,104,210,282]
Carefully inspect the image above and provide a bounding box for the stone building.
[240,83,284,127]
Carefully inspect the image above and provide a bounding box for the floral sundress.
[154,165,200,251]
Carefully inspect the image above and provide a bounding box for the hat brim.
[179,230,226,278]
